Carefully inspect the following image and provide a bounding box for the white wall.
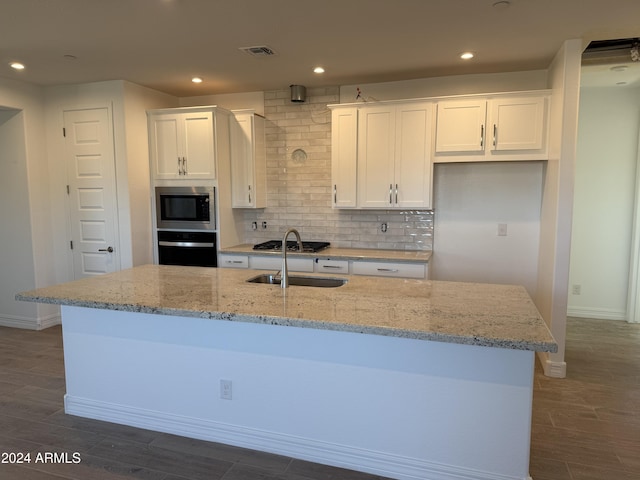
[568,86,640,320]
[44,81,177,283]
[535,39,583,378]
[0,78,59,329]
[432,162,544,297]
[340,70,548,103]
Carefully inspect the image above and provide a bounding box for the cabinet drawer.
[314,258,349,274]
[249,256,314,273]
[219,255,249,268]
[352,261,426,279]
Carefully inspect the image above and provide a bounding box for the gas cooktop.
[253,240,330,253]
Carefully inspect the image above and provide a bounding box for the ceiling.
[2,0,640,97]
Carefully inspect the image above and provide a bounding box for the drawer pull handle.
[322,265,342,269]
[377,268,399,273]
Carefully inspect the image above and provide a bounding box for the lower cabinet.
[351,261,427,279]
[219,254,429,279]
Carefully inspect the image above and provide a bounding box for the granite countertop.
[220,244,432,263]
[16,264,556,353]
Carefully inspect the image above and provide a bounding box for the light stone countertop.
[220,244,432,263]
[16,264,556,353]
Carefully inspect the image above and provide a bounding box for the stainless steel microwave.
[155,186,215,230]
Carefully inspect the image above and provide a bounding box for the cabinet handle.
[377,268,399,273]
[182,156,187,174]
[333,184,337,204]
[389,184,393,204]
[177,157,182,175]
[248,185,252,203]
[395,184,398,205]
[493,124,497,148]
[480,125,484,148]
[226,260,245,264]
[322,265,342,269]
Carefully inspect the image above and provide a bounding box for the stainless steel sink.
[246,273,347,288]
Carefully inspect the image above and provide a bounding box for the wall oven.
[155,186,215,231]
[157,231,217,267]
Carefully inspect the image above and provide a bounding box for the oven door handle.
[158,241,215,248]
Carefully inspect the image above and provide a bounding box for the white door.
[64,108,119,279]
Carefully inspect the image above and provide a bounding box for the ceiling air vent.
[239,45,277,57]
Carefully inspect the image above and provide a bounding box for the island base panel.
[61,305,535,480]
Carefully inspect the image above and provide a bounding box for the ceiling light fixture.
[313,66,325,74]
[191,77,203,83]
[460,52,474,60]
[10,62,25,70]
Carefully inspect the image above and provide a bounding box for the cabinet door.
[182,111,215,179]
[149,114,181,178]
[435,100,486,153]
[230,113,254,207]
[395,103,433,208]
[331,107,358,208]
[489,96,545,152]
[357,106,396,208]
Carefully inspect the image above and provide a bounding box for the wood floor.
[0,317,638,480]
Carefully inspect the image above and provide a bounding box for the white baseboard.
[536,352,566,378]
[64,395,530,480]
[567,306,626,321]
[0,313,61,330]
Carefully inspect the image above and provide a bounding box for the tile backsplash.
[241,86,433,251]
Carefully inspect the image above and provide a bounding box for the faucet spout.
[281,228,303,288]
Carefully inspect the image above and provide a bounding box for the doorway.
[568,40,640,323]
[63,107,120,279]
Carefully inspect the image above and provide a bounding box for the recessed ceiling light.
[313,66,325,74]
[460,52,474,60]
[10,62,25,70]
[610,65,628,72]
[191,77,203,83]
[492,1,511,10]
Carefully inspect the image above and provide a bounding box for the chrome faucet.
[281,228,303,288]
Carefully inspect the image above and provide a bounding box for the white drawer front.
[219,255,249,268]
[249,256,314,273]
[314,259,349,274]
[352,261,426,279]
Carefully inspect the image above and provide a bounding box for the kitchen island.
[17,265,556,480]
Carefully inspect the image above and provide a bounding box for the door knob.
[99,246,114,253]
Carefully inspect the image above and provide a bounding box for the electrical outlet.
[220,379,232,400]
[262,221,267,229]
[572,284,581,295]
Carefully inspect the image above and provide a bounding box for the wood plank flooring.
[0,317,638,480]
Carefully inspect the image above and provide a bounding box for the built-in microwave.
[155,186,215,230]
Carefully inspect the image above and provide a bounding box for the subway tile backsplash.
[241,87,433,251]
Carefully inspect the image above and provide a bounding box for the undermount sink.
[246,273,347,288]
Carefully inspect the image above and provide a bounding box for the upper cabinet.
[434,93,549,162]
[329,101,433,210]
[358,102,433,209]
[230,110,266,208]
[330,107,358,208]
[148,107,217,180]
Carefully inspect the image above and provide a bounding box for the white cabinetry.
[351,260,427,279]
[313,258,349,274]
[330,107,358,208]
[434,93,549,162]
[357,101,433,209]
[249,255,314,273]
[230,110,266,208]
[148,107,216,180]
[218,254,249,268]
